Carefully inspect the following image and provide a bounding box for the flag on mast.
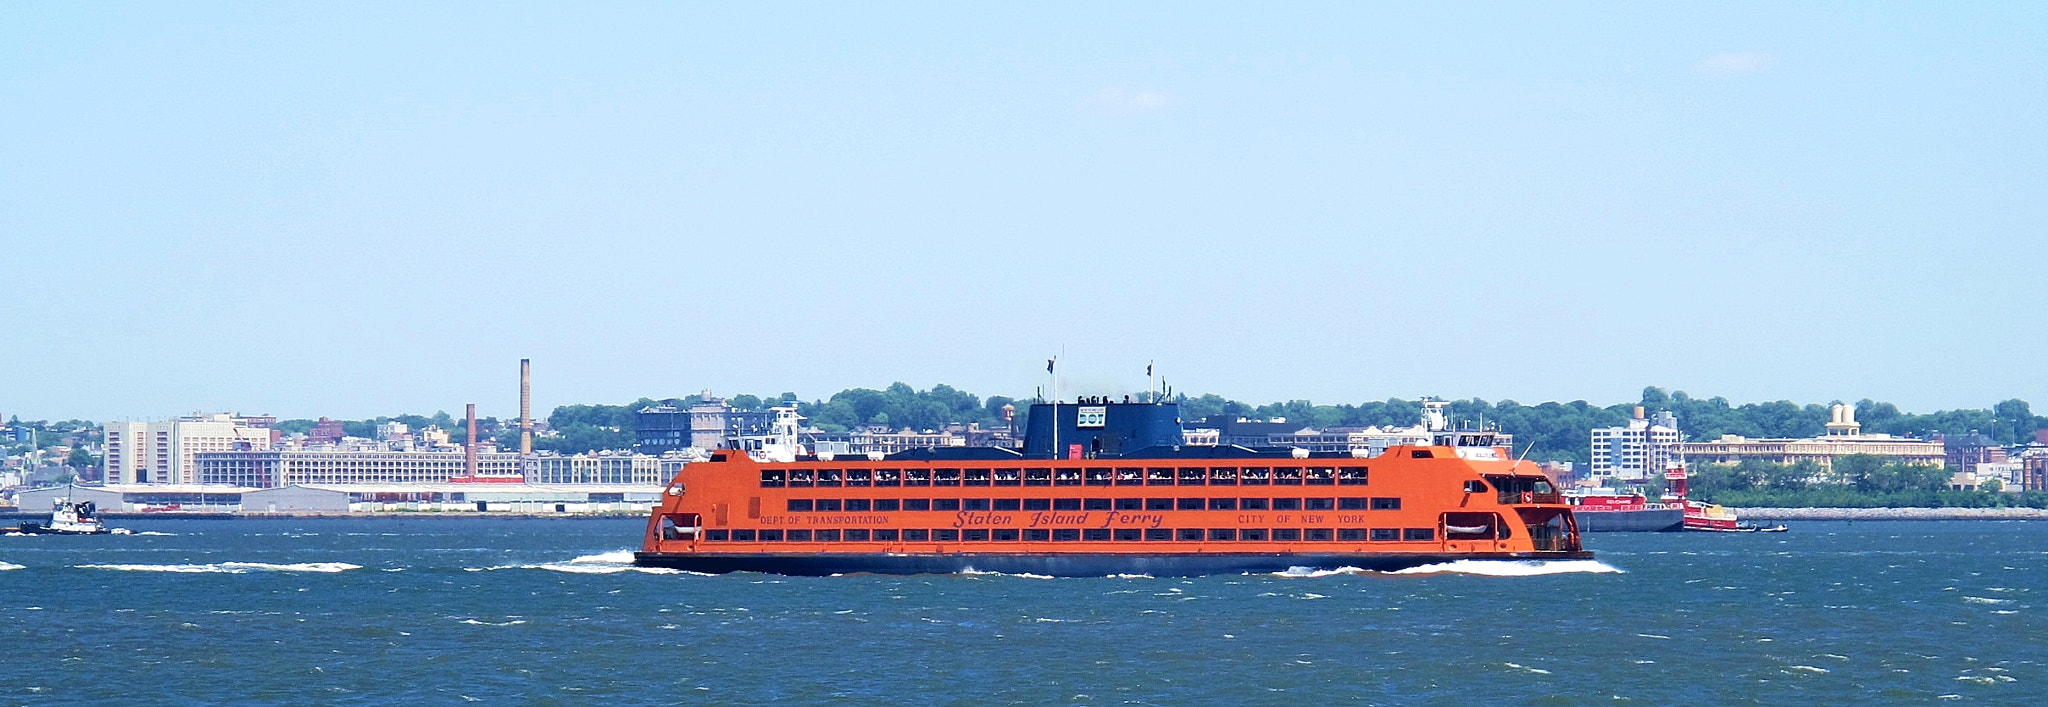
[1047,359,1055,374]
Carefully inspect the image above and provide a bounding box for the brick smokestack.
[519,358,533,455]
[465,403,479,478]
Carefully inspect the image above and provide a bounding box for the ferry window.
[1177,498,1205,511]
[760,470,786,488]
[933,499,961,511]
[1114,468,1144,486]
[1273,528,1301,541]
[1054,529,1081,542]
[1053,498,1081,511]
[1411,450,1434,459]
[1273,467,1304,485]
[1463,480,1488,493]
[1145,498,1174,511]
[934,529,961,541]
[989,468,1017,487]
[874,469,901,487]
[992,529,1018,542]
[1240,498,1269,510]
[1023,468,1052,486]
[1085,468,1114,486]
[845,469,873,487]
[1209,467,1239,486]
[1273,498,1302,511]
[964,498,992,511]
[1306,528,1333,541]
[1113,529,1141,541]
[873,499,899,512]
[964,529,991,541]
[788,470,815,488]
[963,468,992,486]
[1178,468,1207,485]
[1337,467,1368,486]
[904,469,932,486]
[871,529,898,541]
[786,499,814,512]
[1404,528,1435,541]
[1241,467,1272,485]
[1240,529,1268,541]
[993,498,1022,511]
[1371,498,1402,511]
[1338,529,1366,542]
[842,529,869,541]
[816,469,843,487]
[1115,498,1143,510]
[1339,498,1368,510]
[786,530,812,542]
[744,529,768,541]
[815,499,842,512]
[1084,498,1112,511]
[1209,498,1237,510]
[934,468,963,486]
[904,499,931,511]
[1145,528,1173,541]
[1054,468,1082,486]
[1146,468,1175,485]
[706,530,730,541]
[814,529,840,542]
[1305,498,1335,511]
[1370,529,1400,541]
[1084,529,1112,541]
[1023,499,1051,511]
[1443,513,1496,540]
[1024,529,1049,541]
[1305,467,1336,485]
[1209,528,1236,541]
[905,529,930,541]
[844,499,872,512]
[1177,528,1204,541]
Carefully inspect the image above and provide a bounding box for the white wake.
[1388,559,1622,576]
[75,561,362,574]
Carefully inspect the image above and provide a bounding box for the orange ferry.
[636,399,1589,576]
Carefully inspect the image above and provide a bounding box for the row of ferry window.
[784,497,1402,512]
[702,528,1437,542]
[759,466,1368,488]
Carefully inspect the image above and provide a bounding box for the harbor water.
[2,518,2043,704]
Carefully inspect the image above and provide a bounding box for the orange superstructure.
[636,400,1587,576]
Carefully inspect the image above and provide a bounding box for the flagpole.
[1047,357,1057,460]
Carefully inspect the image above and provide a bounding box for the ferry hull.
[633,550,1594,577]
[1573,508,1683,532]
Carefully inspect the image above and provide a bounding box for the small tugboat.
[8,499,129,535]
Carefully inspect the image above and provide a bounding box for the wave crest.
[76,561,361,574]
[1389,559,1622,576]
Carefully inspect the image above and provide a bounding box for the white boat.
[11,499,128,535]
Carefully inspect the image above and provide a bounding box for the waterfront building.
[1673,404,1945,469]
[1589,408,1681,482]
[1183,401,1500,458]
[104,413,276,485]
[193,449,523,487]
[635,393,772,452]
[307,417,346,444]
[1942,432,2005,473]
[527,451,663,485]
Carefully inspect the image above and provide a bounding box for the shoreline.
[1735,507,2048,521]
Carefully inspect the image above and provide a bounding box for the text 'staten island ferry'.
[635,398,1590,576]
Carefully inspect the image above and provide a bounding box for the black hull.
[1574,508,1684,532]
[633,550,1595,577]
[4,524,108,536]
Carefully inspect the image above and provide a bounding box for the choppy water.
[2,518,2043,704]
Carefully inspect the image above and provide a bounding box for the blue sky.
[3,2,2043,422]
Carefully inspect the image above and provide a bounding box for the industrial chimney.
[519,359,533,455]
[465,403,479,478]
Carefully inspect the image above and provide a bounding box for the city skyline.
[5,3,2043,420]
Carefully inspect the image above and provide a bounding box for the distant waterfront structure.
[104,413,276,485]
[1941,432,2004,473]
[527,451,663,485]
[194,449,523,487]
[1182,399,1507,457]
[1674,403,1946,469]
[635,393,771,452]
[1588,407,1681,482]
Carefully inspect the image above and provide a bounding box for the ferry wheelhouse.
[635,399,1589,576]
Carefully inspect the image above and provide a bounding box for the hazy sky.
[4,2,2043,422]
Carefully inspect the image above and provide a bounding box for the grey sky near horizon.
[3,2,2044,423]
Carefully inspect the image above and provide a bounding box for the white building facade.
[104,414,275,485]
[1589,408,1681,481]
